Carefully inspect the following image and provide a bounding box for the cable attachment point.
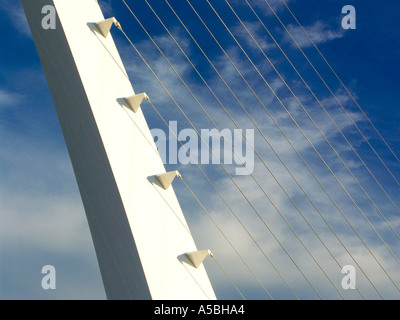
[94,17,120,38]
[155,170,181,190]
[119,93,149,113]
[186,250,213,268]
[114,20,122,31]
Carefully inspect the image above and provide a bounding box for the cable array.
[279,0,400,167]
[108,0,399,299]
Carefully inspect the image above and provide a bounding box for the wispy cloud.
[17,10,394,298]
[238,0,295,16]
[3,0,398,300]
[283,21,344,48]
[0,89,23,110]
[0,128,105,299]
[231,21,275,52]
[120,14,400,299]
[0,1,31,37]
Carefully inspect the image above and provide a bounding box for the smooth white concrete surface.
[21,0,216,300]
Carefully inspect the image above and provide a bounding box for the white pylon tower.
[21,0,216,300]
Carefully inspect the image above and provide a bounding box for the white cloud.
[186,152,400,299]
[3,0,399,300]
[0,89,23,109]
[284,21,344,48]
[0,126,105,299]
[238,0,295,16]
[231,21,275,53]
[119,14,400,301]
[0,1,31,37]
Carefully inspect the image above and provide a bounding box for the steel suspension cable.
[115,20,290,300]
[223,0,400,244]
[118,4,324,299]
[204,0,400,279]
[144,0,349,298]
[184,0,400,294]
[274,0,400,184]
[243,0,400,218]
[159,0,369,298]
[176,0,392,299]
[118,97,245,299]
[121,0,351,298]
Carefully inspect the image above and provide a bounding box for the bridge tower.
[21,0,216,300]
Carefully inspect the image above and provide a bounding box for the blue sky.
[1,0,400,300]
